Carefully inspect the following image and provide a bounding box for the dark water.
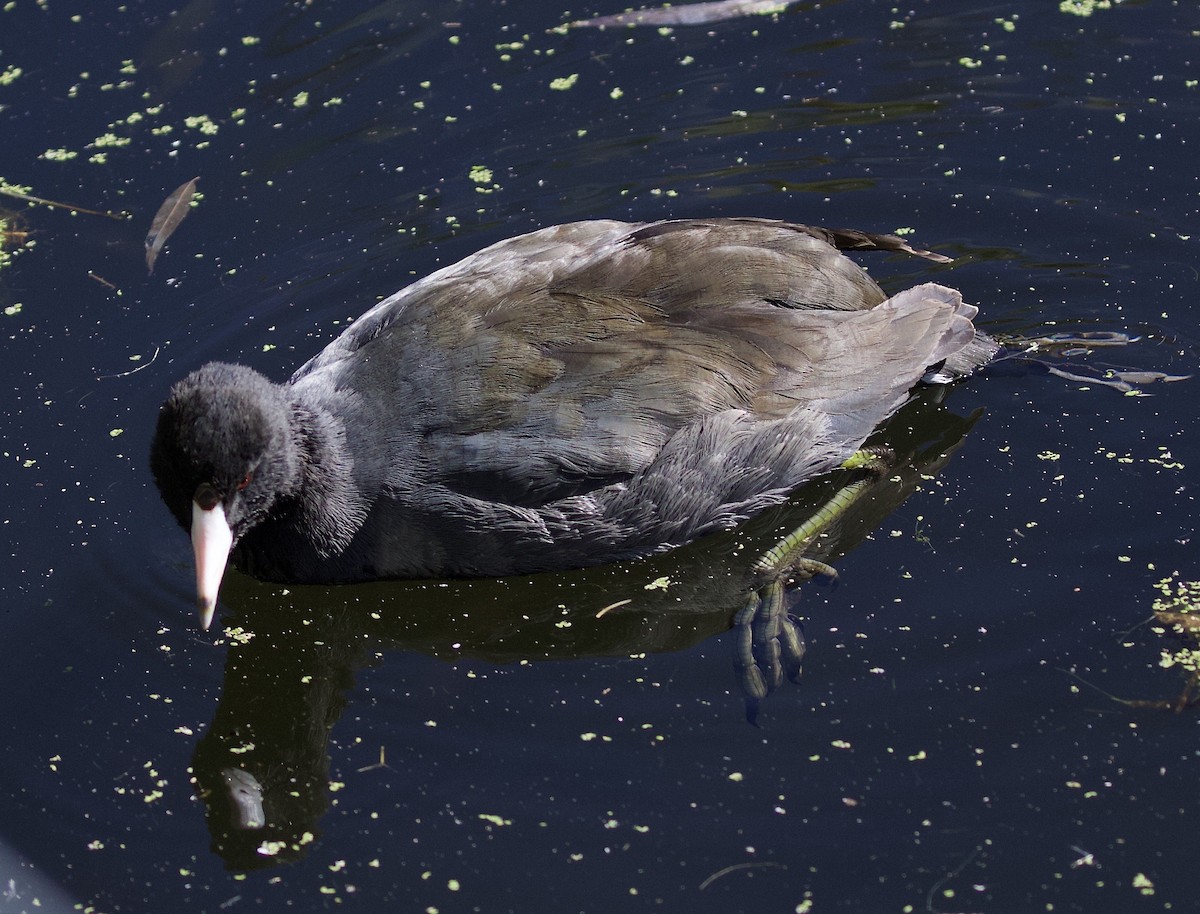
[2,0,1198,911]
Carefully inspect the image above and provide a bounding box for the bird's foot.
[735,448,895,722]
[734,579,808,724]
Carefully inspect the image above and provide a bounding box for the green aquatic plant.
[1059,0,1117,16]
[1070,574,1200,712]
[0,209,31,271]
[1152,574,1200,709]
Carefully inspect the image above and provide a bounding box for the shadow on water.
[190,384,982,869]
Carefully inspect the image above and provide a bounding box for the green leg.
[752,446,892,579]
[735,447,893,722]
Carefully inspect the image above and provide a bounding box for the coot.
[151,218,997,628]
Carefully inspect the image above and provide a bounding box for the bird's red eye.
[237,472,253,491]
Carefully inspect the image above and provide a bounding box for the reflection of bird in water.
[151,218,996,631]
[190,387,987,868]
[220,768,265,830]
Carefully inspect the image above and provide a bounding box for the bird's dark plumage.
[151,218,997,627]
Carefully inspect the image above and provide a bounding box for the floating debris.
[145,176,199,274]
[0,182,125,220]
[569,0,802,29]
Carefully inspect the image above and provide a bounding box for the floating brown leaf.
[570,0,801,28]
[145,177,199,274]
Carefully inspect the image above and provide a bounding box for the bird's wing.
[291,219,964,507]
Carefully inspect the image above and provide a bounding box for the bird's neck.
[281,402,370,558]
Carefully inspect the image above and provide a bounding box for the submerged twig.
[356,745,393,773]
[87,272,119,292]
[991,331,1190,394]
[1060,666,1200,713]
[595,598,632,618]
[698,861,786,891]
[96,346,160,380]
[925,845,983,914]
[0,185,126,221]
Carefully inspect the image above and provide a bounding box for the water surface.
[1,0,1198,911]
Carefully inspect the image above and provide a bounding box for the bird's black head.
[150,362,306,627]
[150,361,301,539]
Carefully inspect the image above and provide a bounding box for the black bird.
[151,218,997,629]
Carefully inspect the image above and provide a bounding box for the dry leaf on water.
[145,177,199,274]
